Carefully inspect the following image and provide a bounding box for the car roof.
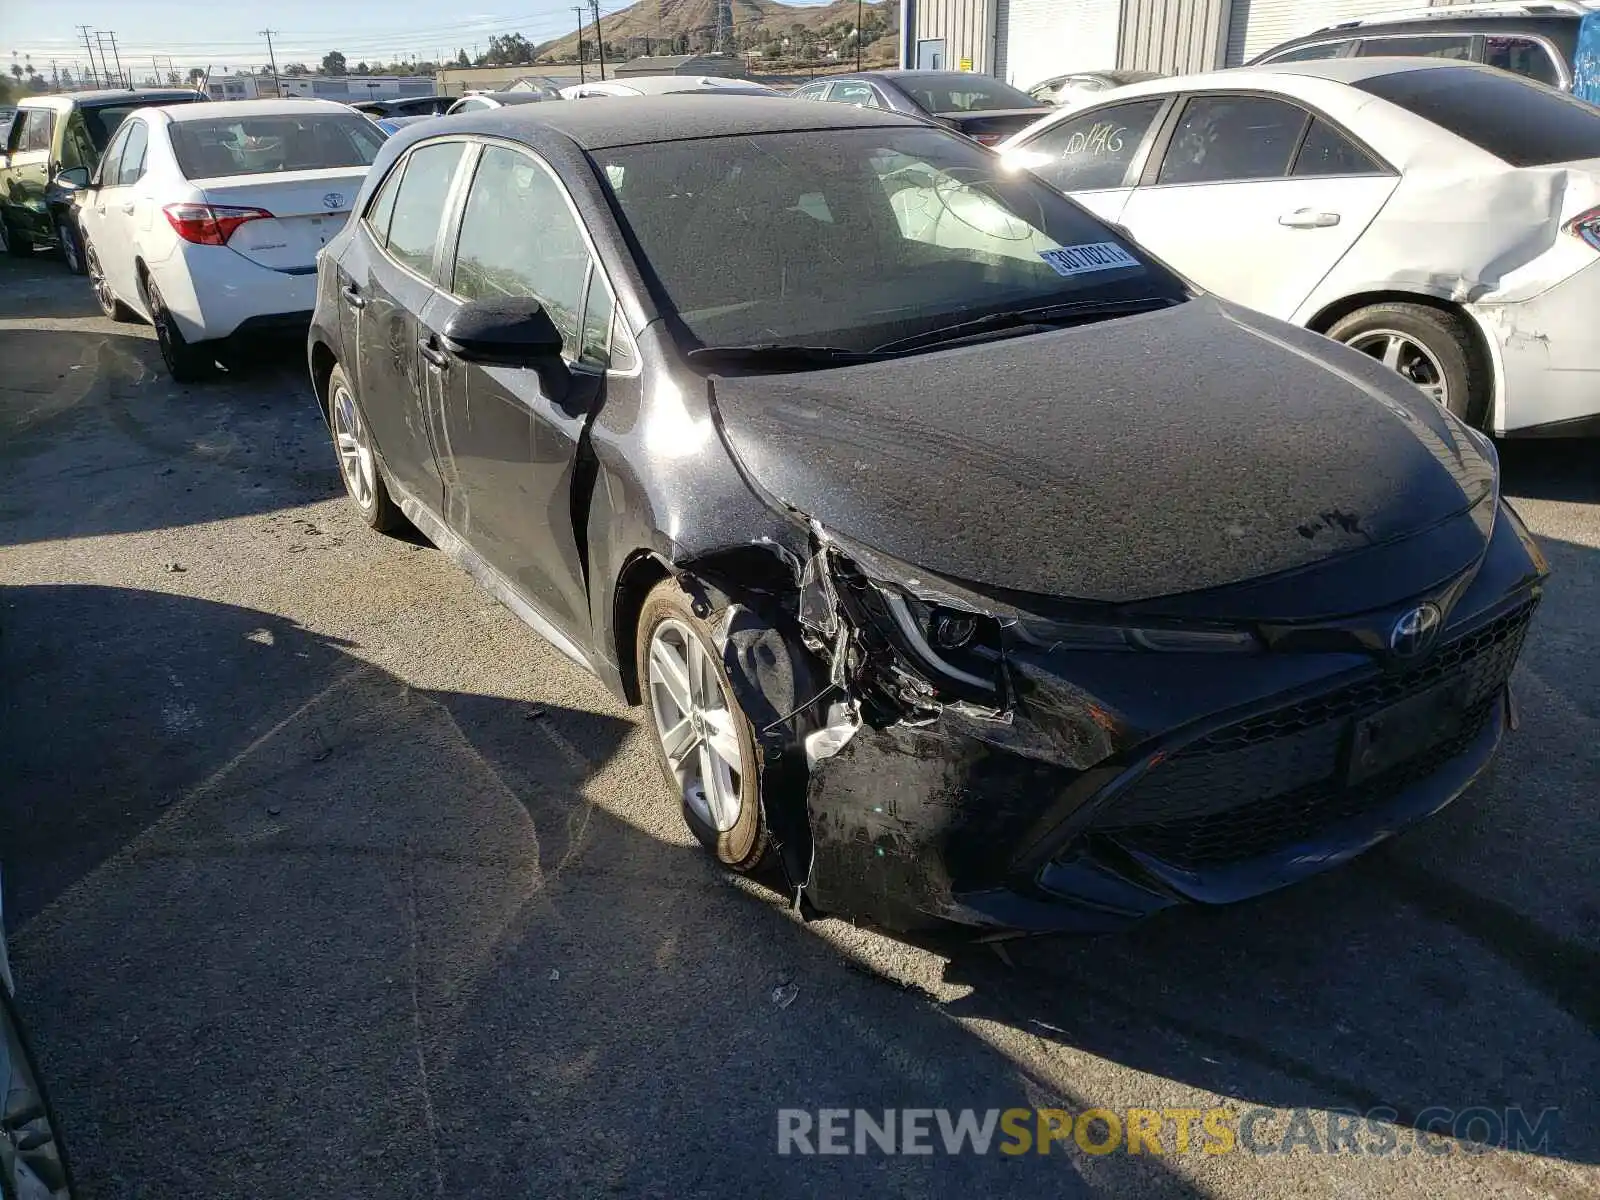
[160,98,358,121]
[584,75,776,95]
[20,88,204,111]
[1088,54,1498,97]
[477,92,549,103]
[432,92,920,150]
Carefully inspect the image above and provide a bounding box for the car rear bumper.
[1471,259,1600,435]
[147,244,318,343]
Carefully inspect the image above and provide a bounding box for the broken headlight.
[881,592,1003,691]
[1013,616,1259,653]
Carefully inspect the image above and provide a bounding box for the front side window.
[597,126,1185,355]
[1157,95,1309,185]
[58,111,98,171]
[363,158,405,245]
[168,115,385,180]
[1356,65,1600,166]
[792,83,829,102]
[1356,35,1475,61]
[1019,99,1166,191]
[451,145,588,358]
[1483,35,1564,87]
[115,121,148,186]
[385,141,466,276]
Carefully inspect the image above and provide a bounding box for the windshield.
[170,114,386,179]
[598,126,1184,355]
[900,76,1040,112]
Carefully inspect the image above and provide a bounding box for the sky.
[1,0,832,80]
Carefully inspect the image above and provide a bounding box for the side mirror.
[53,166,91,190]
[441,297,564,366]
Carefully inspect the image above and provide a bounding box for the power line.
[259,29,280,92]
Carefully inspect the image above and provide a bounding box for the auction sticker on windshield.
[1039,243,1140,277]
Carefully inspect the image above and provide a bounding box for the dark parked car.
[308,96,1545,937]
[1251,4,1600,103]
[0,867,74,1197]
[0,88,205,271]
[351,95,453,119]
[791,70,1053,144]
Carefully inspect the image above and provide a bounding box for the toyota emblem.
[322,193,344,211]
[1389,604,1442,659]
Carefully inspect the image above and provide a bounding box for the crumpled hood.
[710,298,1497,606]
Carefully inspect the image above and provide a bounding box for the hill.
[533,0,900,65]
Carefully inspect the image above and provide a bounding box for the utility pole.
[855,0,863,69]
[107,31,126,88]
[77,26,99,88]
[572,6,587,82]
[258,29,281,95]
[589,0,607,81]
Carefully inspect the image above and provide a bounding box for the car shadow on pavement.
[931,528,1600,1171]
[2,585,1195,1200]
[0,327,338,548]
[1497,439,1600,505]
[0,254,104,320]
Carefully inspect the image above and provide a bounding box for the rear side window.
[832,82,881,108]
[363,159,405,244]
[1483,36,1564,87]
[169,115,385,179]
[1021,99,1166,191]
[1158,95,1309,185]
[1292,119,1384,177]
[385,141,466,276]
[1356,66,1600,166]
[1356,35,1475,61]
[15,109,54,154]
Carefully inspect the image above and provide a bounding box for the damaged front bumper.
[691,506,1545,939]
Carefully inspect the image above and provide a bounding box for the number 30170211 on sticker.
[1038,242,1141,278]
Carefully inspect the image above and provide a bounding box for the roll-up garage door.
[1003,0,1121,90]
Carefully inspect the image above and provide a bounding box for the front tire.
[1327,302,1487,428]
[55,214,86,275]
[140,274,213,383]
[637,580,769,872]
[83,238,137,322]
[327,363,406,534]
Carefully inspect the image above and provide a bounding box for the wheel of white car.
[1327,302,1487,429]
[83,237,137,323]
[139,273,214,383]
[327,362,406,534]
[637,579,769,872]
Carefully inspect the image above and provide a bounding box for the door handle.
[1279,208,1340,229]
[417,336,450,369]
[341,282,366,310]
[95,205,107,216]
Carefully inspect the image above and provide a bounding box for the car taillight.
[1564,205,1600,251]
[162,203,273,246]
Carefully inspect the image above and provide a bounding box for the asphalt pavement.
[1,253,1596,1199]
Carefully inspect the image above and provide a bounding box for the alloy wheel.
[85,243,115,317]
[1346,329,1449,409]
[647,618,744,833]
[331,382,377,510]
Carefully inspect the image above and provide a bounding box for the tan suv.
[0,88,204,271]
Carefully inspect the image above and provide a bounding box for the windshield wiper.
[872,297,1177,355]
[686,343,883,370]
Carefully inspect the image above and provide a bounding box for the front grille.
[1090,599,1535,869]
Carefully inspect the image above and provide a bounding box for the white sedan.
[559,75,780,99]
[1000,57,1600,437]
[70,98,386,381]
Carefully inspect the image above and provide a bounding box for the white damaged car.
[1000,57,1600,437]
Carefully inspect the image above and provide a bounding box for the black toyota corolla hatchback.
[307,96,1546,937]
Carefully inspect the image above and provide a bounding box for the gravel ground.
[1,253,1596,1199]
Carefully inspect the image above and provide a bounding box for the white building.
[204,74,261,100]
[901,0,1496,90]
[275,74,436,101]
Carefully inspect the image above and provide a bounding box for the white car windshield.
[170,115,387,179]
[599,126,1185,353]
